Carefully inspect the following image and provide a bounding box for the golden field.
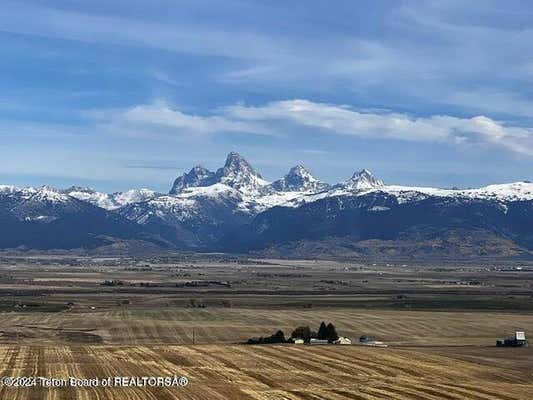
[0,343,532,400]
[0,255,532,399]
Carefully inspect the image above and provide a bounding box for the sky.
[1,0,533,192]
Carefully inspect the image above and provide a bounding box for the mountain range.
[2,151,533,258]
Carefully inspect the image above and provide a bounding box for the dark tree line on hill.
[246,321,339,344]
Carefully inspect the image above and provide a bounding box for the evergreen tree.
[291,326,311,343]
[271,330,286,343]
[317,321,327,340]
[325,323,339,342]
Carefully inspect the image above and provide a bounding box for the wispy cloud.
[226,100,533,156]
[0,1,280,61]
[90,101,269,137]
[90,99,533,156]
[4,0,533,120]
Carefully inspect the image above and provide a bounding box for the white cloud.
[92,99,533,156]
[91,101,270,137]
[4,0,533,120]
[225,99,533,155]
[121,102,251,134]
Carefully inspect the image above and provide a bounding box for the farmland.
[0,344,532,399]
[0,254,532,399]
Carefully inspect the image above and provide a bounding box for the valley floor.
[0,255,532,399]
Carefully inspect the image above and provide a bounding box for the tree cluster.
[291,321,339,343]
[317,321,339,342]
[245,321,339,345]
[101,279,124,286]
[246,330,286,345]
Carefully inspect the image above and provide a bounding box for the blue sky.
[1,0,533,192]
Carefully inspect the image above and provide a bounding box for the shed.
[310,339,329,345]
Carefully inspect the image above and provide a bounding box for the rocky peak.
[270,165,329,192]
[169,165,215,194]
[342,169,384,191]
[215,152,267,192]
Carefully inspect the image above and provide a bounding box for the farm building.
[334,337,352,345]
[358,335,387,347]
[310,338,329,345]
[496,331,528,347]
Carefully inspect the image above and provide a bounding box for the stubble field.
[0,254,532,399]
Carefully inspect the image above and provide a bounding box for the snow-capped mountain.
[224,181,533,256]
[1,152,533,256]
[214,151,269,193]
[169,152,269,195]
[120,152,269,246]
[169,166,216,194]
[268,165,329,193]
[380,182,533,204]
[65,187,159,210]
[1,185,81,222]
[338,169,385,191]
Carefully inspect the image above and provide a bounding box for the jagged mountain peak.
[169,152,267,194]
[225,151,246,164]
[219,152,262,178]
[289,164,311,176]
[270,165,329,192]
[169,165,216,194]
[353,168,372,178]
[341,169,384,191]
[215,152,268,192]
[190,165,211,174]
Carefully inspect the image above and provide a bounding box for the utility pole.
[192,328,195,345]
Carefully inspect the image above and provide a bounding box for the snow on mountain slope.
[113,189,159,207]
[121,183,244,223]
[0,185,69,204]
[282,174,533,208]
[169,152,269,196]
[2,153,533,252]
[0,185,39,200]
[281,169,385,207]
[3,154,533,229]
[65,187,117,209]
[268,165,329,193]
[382,182,533,203]
[30,186,71,203]
[0,185,95,223]
[0,185,21,194]
[215,151,269,193]
[65,187,158,210]
[169,166,215,194]
[336,169,385,191]
[468,182,533,201]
